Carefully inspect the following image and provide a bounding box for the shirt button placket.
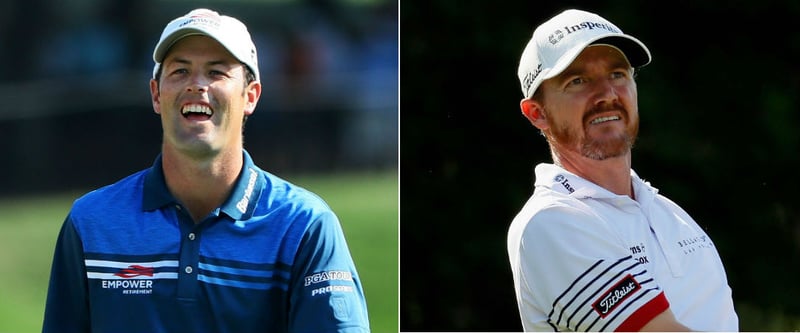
[176,222,201,299]
[184,231,198,276]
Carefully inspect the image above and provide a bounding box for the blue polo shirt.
[43,151,370,333]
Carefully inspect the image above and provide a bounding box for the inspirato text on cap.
[517,9,651,99]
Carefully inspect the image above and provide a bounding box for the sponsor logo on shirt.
[101,265,155,295]
[114,265,154,278]
[677,235,714,255]
[304,270,353,286]
[554,174,575,193]
[592,274,641,318]
[304,270,355,296]
[236,168,258,213]
[629,243,649,264]
[311,285,355,296]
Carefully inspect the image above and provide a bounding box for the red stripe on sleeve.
[615,291,669,332]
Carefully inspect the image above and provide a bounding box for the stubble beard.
[579,130,636,160]
[547,105,639,161]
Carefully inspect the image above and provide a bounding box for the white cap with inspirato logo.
[152,8,259,81]
[517,9,651,99]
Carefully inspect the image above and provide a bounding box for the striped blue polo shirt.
[43,150,370,333]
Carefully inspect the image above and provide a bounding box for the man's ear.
[520,98,549,130]
[243,81,262,117]
[150,79,161,115]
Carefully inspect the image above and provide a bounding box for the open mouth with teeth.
[589,115,620,125]
[182,104,213,121]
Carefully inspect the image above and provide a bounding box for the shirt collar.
[533,163,658,200]
[219,150,265,221]
[142,150,265,221]
[142,154,174,211]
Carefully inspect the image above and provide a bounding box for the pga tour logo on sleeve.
[304,270,355,296]
[592,274,641,318]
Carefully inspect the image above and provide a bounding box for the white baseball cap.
[152,8,260,81]
[517,9,651,99]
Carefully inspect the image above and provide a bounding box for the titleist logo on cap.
[548,21,621,46]
[521,63,542,94]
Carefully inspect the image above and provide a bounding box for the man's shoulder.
[71,169,149,214]
[509,189,601,242]
[516,184,593,221]
[256,170,334,216]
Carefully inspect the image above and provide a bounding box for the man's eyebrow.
[609,57,631,70]
[165,57,191,66]
[557,67,581,79]
[556,60,631,81]
[165,57,233,67]
[207,60,232,67]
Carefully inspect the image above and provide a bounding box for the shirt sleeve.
[42,216,91,333]
[288,210,371,333]
[514,205,668,332]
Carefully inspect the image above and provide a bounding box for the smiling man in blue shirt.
[42,8,370,333]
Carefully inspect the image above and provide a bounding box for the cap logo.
[179,12,221,29]
[548,21,620,46]
[548,29,565,45]
[522,63,542,94]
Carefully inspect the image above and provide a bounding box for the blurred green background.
[0,171,398,333]
[0,1,397,331]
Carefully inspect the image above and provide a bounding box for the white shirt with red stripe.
[507,163,738,331]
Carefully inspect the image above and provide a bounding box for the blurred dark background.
[401,0,800,331]
[0,0,398,197]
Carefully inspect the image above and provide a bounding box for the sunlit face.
[538,45,639,160]
[150,35,260,159]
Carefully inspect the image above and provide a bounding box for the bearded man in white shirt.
[506,9,738,332]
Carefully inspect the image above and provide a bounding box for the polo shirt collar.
[219,150,265,221]
[534,163,659,201]
[142,154,174,211]
[142,150,265,221]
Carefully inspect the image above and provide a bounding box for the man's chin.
[580,138,633,160]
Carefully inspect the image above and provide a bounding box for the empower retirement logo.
[85,259,179,295]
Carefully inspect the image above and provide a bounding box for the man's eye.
[170,68,188,75]
[568,77,584,86]
[611,71,628,79]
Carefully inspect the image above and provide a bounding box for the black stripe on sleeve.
[547,256,633,329]
[570,265,645,329]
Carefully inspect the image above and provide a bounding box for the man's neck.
[161,145,243,223]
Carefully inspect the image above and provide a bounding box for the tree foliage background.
[400,0,800,331]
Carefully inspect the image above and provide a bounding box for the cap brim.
[594,35,651,68]
[542,33,651,83]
